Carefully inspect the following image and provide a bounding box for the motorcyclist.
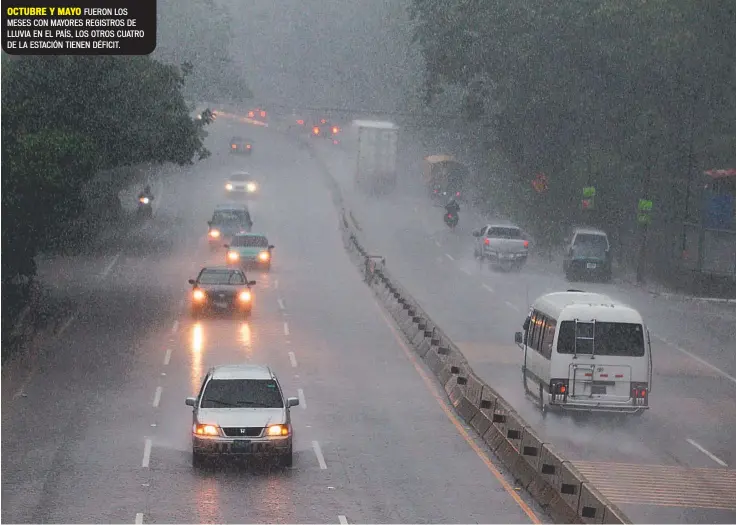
[445,197,460,215]
[138,185,154,202]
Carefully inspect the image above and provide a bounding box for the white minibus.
[514,290,652,415]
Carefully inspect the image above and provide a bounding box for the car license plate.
[214,301,228,309]
[591,385,606,395]
[231,440,251,451]
[586,263,597,269]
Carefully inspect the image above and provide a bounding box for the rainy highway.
[308,133,736,524]
[1,122,550,524]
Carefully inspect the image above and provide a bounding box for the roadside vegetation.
[409,0,735,282]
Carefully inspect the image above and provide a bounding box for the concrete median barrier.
[311,140,631,524]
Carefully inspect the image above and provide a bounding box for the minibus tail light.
[550,379,569,403]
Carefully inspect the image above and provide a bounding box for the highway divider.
[334,206,631,525]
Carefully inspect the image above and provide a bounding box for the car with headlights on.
[188,266,256,318]
[229,135,253,155]
[186,364,299,468]
[225,171,259,199]
[207,204,253,250]
[225,233,274,271]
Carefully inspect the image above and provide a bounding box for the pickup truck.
[472,223,529,271]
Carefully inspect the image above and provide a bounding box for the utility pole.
[636,116,657,284]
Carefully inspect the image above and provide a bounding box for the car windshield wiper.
[204,399,241,407]
[237,401,274,408]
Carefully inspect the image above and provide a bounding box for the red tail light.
[297,119,304,125]
[456,192,460,196]
[260,111,266,118]
[523,240,529,248]
[550,379,569,401]
[484,238,490,245]
[248,111,254,118]
[321,119,327,124]
[631,382,648,399]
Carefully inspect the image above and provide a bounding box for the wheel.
[191,308,201,320]
[565,270,574,282]
[192,450,205,468]
[279,448,293,468]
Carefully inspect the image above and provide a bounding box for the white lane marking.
[445,253,455,261]
[686,438,728,467]
[274,279,279,289]
[278,298,286,310]
[654,334,736,386]
[152,386,162,408]
[57,314,77,336]
[135,512,144,524]
[435,240,441,247]
[288,351,297,368]
[312,440,327,469]
[505,300,520,312]
[142,438,152,468]
[283,322,290,336]
[338,516,348,524]
[460,268,472,275]
[171,320,179,334]
[100,252,121,278]
[163,348,172,365]
[483,283,494,293]
[298,388,306,409]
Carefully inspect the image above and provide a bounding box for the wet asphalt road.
[308,130,736,524]
[1,122,549,524]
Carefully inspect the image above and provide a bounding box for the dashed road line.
[297,388,306,409]
[278,298,286,310]
[171,320,179,334]
[135,512,144,524]
[444,253,455,261]
[152,386,162,408]
[100,252,121,279]
[288,351,297,368]
[163,348,172,365]
[686,438,728,467]
[338,515,348,524]
[482,283,494,293]
[283,322,290,336]
[142,438,152,468]
[505,300,520,312]
[312,440,327,469]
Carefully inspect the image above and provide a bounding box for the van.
[514,291,652,415]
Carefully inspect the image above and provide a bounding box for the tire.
[192,451,205,469]
[191,308,201,320]
[279,448,293,468]
[565,270,575,282]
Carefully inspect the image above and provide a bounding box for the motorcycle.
[444,211,459,229]
[137,195,153,220]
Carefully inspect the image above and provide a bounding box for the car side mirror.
[188,279,196,285]
[248,280,256,286]
[515,331,523,345]
[287,397,299,407]
[268,245,275,249]
[185,397,196,407]
[223,244,230,249]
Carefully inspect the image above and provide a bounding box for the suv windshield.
[231,136,243,142]
[229,174,248,182]
[212,210,248,223]
[488,227,522,239]
[201,379,284,408]
[557,321,645,357]
[574,233,608,256]
[232,235,268,248]
[198,270,246,285]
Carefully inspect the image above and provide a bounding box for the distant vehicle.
[187,266,256,319]
[563,227,612,282]
[515,291,652,416]
[311,118,341,144]
[225,233,274,271]
[229,136,253,155]
[423,155,469,203]
[207,204,252,250]
[246,107,268,124]
[185,364,299,468]
[225,172,259,198]
[353,120,399,196]
[472,223,529,271]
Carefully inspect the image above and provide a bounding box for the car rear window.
[557,321,645,357]
[201,379,284,408]
[487,227,522,239]
[575,234,608,250]
[232,235,268,248]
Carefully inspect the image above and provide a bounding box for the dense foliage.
[410,0,736,271]
[1,54,211,324]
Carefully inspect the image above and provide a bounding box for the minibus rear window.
[557,321,645,357]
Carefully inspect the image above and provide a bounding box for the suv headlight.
[266,424,290,436]
[194,424,221,436]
